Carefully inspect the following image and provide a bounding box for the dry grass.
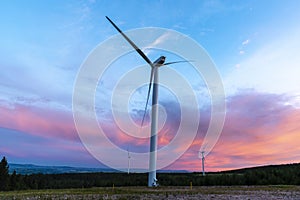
[0,185,299,200]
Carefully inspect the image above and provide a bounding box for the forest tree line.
[1,156,300,191]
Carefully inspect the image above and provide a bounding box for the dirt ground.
[1,185,300,200]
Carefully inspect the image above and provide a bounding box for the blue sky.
[1,0,300,171]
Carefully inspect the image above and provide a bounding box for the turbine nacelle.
[153,56,166,67]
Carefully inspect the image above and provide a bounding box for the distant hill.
[9,163,118,174]
[220,163,300,174]
[9,163,189,175]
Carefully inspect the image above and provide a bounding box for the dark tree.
[0,156,10,190]
[10,170,18,190]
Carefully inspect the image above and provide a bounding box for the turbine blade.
[163,60,194,66]
[106,16,154,67]
[141,67,155,127]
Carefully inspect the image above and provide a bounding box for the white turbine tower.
[106,16,190,187]
[200,151,205,176]
[127,149,131,174]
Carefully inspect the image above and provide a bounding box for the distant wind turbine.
[199,150,205,176]
[106,16,191,187]
[127,149,131,174]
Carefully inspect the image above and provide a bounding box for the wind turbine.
[106,16,189,187]
[127,149,131,174]
[200,150,205,176]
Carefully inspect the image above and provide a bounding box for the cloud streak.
[242,39,250,45]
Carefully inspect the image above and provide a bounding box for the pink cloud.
[0,103,77,141]
[163,91,300,171]
[204,91,300,171]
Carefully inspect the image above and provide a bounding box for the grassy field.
[1,185,300,200]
